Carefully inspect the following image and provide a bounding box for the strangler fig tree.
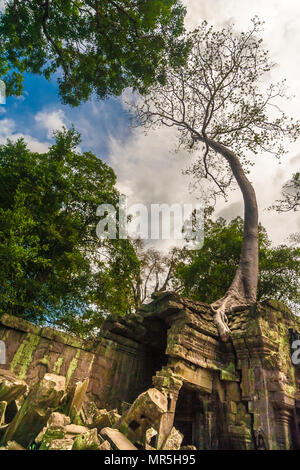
[131,18,300,341]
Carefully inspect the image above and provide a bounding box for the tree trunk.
[203,137,259,342]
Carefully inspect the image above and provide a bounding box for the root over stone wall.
[0,294,300,450]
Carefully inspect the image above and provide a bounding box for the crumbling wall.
[1,295,299,451]
[0,314,158,410]
[140,295,300,450]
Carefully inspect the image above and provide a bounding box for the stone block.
[226,382,241,402]
[64,423,90,437]
[48,412,70,428]
[161,427,183,450]
[72,428,100,450]
[44,438,74,450]
[3,373,65,447]
[0,369,28,404]
[6,440,25,450]
[66,378,89,423]
[173,362,212,393]
[119,388,168,445]
[100,427,137,450]
[99,440,111,450]
[0,402,7,426]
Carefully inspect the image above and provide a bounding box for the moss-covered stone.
[72,428,100,450]
[66,350,81,386]
[10,334,40,380]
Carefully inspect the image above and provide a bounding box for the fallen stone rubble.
[0,369,186,451]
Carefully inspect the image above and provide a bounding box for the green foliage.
[176,215,300,310]
[0,128,139,335]
[0,0,187,105]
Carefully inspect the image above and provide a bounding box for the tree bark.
[202,137,259,342]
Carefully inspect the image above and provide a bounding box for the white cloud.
[0,0,6,13]
[35,109,66,138]
[180,0,300,244]
[0,117,49,153]
[108,1,300,248]
[108,127,201,251]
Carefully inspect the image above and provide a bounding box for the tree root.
[211,294,253,342]
[211,298,231,342]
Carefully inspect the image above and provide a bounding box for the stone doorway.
[173,386,205,449]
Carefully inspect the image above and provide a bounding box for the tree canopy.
[0,0,187,105]
[0,128,139,335]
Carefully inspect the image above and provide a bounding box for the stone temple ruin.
[0,292,300,450]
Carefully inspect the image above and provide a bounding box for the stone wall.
[138,294,300,450]
[0,314,166,410]
[1,295,300,450]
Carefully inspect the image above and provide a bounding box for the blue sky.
[2,72,132,160]
[0,0,299,248]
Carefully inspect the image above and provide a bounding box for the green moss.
[72,435,99,450]
[66,350,80,386]
[40,327,84,349]
[39,427,66,450]
[53,357,63,375]
[38,355,50,368]
[10,333,40,380]
[220,362,236,381]
[72,414,84,426]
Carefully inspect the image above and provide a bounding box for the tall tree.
[0,128,139,335]
[0,0,187,105]
[131,19,300,340]
[176,216,300,313]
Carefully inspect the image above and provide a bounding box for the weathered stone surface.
[152,368,183,394]
[161,427,183,450]
[108,409,122,428]
[91,408,121,431]
[64,423,90,437]
[3,374,65,447]
[91,409,111,430]
[37,426,66,448]
[72,428,100,450]
[66,378,89,423]
[172,361,212,393]
[99,439,111,450]
[145,427,157,446]
[0,369,28,404]
[38,422,94,449]
[0,401,6,426]
[1,295,300,451]
[48,412,70,428]
[81,400,98,426]
[226,382,241,402]
[6,440,25,450]
[0,313,156,412]
[100,427,137,450]
[44,438,74,450]
[119,388,168,446]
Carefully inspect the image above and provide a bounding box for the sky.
[0,0,299,249]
